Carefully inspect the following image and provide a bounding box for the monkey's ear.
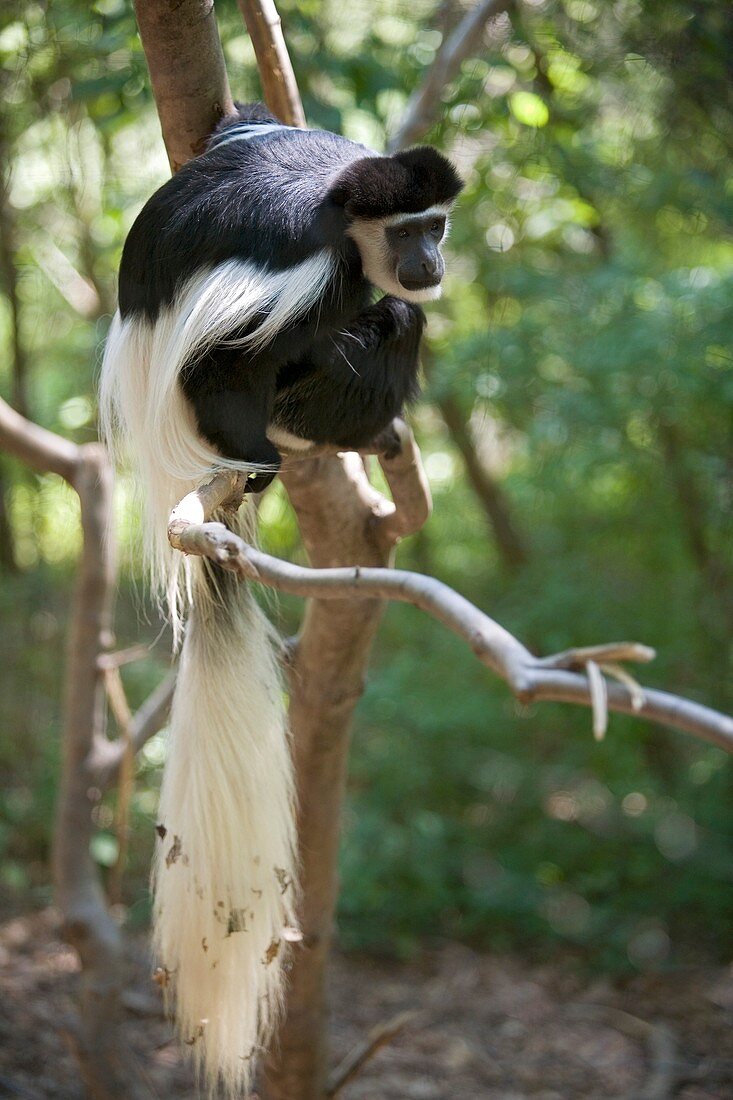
[328,156,397,217]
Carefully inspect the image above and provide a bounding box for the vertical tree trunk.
[52,445,155,1099]
[264,457,393,1099]
[0,459,17,572]
[657,418,733,682]
[0,148,30,418]
[436,391,529,570]
[133,0,234,172]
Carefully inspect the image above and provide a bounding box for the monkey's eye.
[430,221,442,235]
[398,228,409,240]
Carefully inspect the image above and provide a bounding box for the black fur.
[118,104,462,491]
[328,148,463,219]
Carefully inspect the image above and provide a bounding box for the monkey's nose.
[422,257,438,276]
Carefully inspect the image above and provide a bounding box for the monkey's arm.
[272,296,425,449]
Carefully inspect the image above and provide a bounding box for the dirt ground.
[1,910,732,1099]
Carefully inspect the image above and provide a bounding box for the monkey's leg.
[273,296,425,449]
[181,358,281,493]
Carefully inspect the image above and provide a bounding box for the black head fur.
[329,147,463,219]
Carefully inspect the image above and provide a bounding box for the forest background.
[1,0,732,979]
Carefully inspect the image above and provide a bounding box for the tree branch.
[275,418,432,546]
[326,1011,418,1097]
[133,0,234,172]
[167,477,733,754]
[87,672,176,791]
[32,238,103,320]
[0,394,79,484]
[237,0,306,127]
[389,0,512,151]
[52,445,155,1099]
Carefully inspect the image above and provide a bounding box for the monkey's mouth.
[398,276,442,292]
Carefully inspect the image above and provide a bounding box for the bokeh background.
[1,0,732,982]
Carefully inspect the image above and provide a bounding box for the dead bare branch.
[97,645,151,671]
[167,481,733,753]
[32,239,102,319]
[326,1011,418,1097]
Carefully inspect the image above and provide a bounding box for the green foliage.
[0,0,731,972]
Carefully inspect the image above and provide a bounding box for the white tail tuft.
[98,257,330,1090]
[153,530,297,1095]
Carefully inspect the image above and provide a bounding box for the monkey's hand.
[363,295,426,343]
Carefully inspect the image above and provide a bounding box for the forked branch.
[168,465,733,754]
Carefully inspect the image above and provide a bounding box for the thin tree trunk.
[0,151,30,418]
[658,417,733,653]
[52,445,155,1099]
[0,460,17,571]
[437,391,529,570]
[265,457,393,1098]
[0,388,157,1098]
[133,0,234,173]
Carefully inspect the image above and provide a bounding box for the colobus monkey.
[100,102,461,1095]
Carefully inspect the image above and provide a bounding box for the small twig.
[32,239,102,319]
[536,645,654,742]
[586,660,608,741]
[89,671,176,790]
[534,643,656,669]
[600,662,646,712]
[128,671,176,755]
[326,1011,417,1097]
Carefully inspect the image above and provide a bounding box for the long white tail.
[154,532,297,1093]
[100,310,298,1095]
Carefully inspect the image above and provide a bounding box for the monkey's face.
[348,205,451,303]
